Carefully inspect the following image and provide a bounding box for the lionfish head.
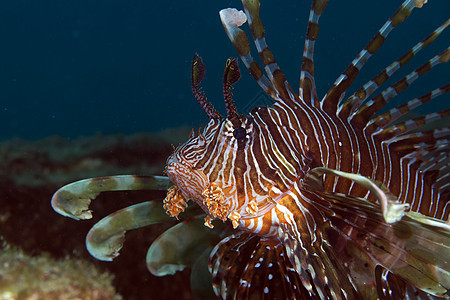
[164,54,266,228]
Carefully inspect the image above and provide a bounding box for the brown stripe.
[306,22,320,41]
[421,30,441,48]
[398,50,414,66]
[440,48,450,63]
[233,30,251,56]
[355,89,367,102]
[323,65,359,115]
[255,109,299,181]
[373,70,389,86]
[260,47,276,67]
[366,32,386,54]
[272,69,290,100]
[390,5,412,27]
[312,0,328,14]
[392,78,409,94]
[416,62,432,76]
[244,0,264,39]
[250,123,282,189]
[300,78,314,103]
[301,57,315,76]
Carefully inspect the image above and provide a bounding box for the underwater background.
[0,0,448,140]
[0,0,448,299]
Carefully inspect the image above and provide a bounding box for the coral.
[0,243,121,300]
[0,127,194,300]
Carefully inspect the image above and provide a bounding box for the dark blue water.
[0,0,448,140]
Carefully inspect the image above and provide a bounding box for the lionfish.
[52,0,449,298]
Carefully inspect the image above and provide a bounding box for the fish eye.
[233,127,246,141]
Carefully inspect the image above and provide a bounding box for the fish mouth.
[165,159,210,207]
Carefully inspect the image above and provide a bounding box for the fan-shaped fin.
[278,222,359,299]
[305,167,409,223]
[86,202,207,262]
[301,166,450,296]
[51,175,171,220]
[147,216,224,276]
[86,201,172,261]
[312,190,450,297]
[209,231,312,299]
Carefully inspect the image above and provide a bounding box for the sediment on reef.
[0,243,121,300]
[0,128,194,300]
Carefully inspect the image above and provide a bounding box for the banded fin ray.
[219,7,276,99]
[321,0,430,115]
[376,109,450,137]
[365,84,450,131]
[313,190,450,297]
[350,47,450,127]
[278,222,358,299]
[299,0,328,107]
[300,167,450,297]
[221,0,309,106]
[338,19,450,120]
[209,231,313,299]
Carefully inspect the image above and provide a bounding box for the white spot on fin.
[219,8,247,28]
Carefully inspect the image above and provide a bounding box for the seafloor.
[0,127,195,299]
